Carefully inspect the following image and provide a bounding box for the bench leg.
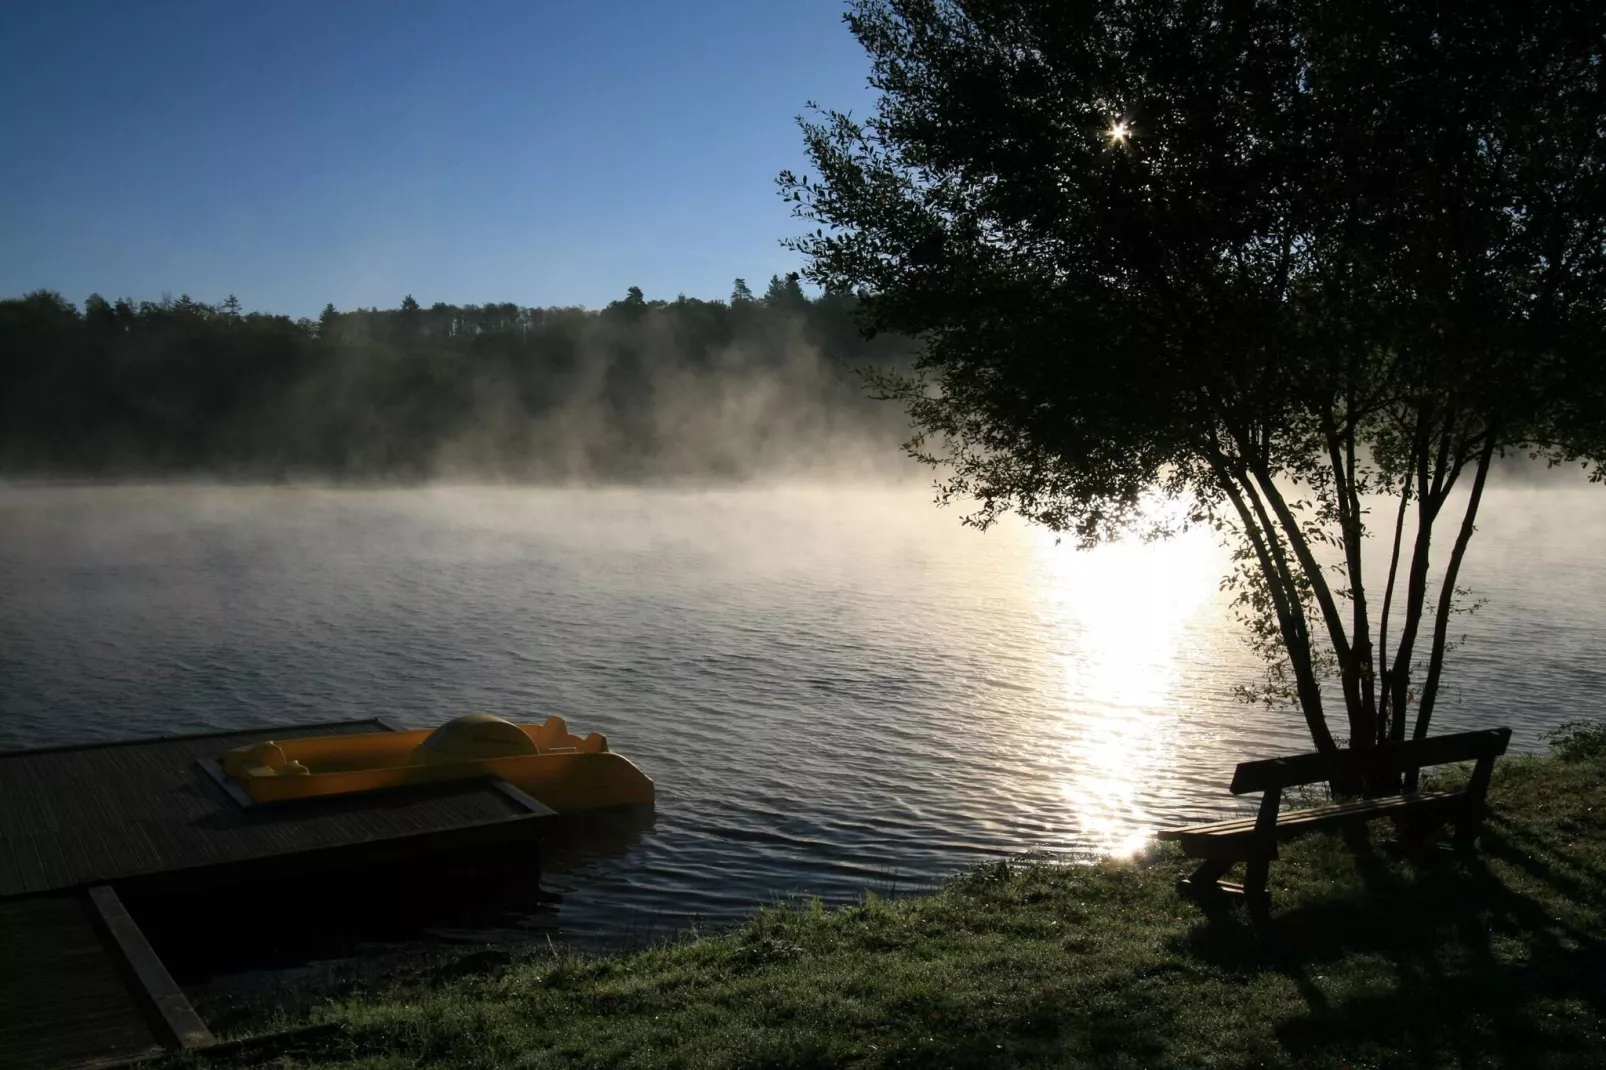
[1178,858,1233,896]
[1241,857,1272,915]
[1452,803,1487,854]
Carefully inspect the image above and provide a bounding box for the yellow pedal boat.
[217,713,654,812]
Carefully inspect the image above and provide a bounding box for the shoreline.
[170,726,1606,1068]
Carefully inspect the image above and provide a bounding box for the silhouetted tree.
[0,283,915,481]
[84,293,116,329]
[781,0,1606,760]
[764,272,807,308]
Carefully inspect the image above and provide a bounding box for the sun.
[1109,120,1130,142]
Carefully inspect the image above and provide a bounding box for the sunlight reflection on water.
[1027,525,1227,856]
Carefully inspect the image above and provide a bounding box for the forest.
[0,276,914,481]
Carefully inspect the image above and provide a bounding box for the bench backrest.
[1228,727,1511,795]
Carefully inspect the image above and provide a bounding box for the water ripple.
[2,483,1603,941]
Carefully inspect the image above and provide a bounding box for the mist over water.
[1,481,1603,945]
[0,289,919,484]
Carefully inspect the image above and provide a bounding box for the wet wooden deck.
[0,719,559,1067]
[0,888,208,1070]
[0,718,555,898]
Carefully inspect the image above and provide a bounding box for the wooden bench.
[1157,727,1511,909]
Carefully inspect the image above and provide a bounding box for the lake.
[2,481,1602,945]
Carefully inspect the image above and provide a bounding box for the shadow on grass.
[1171,824,1606,1067]
[1483,820,1606,906]
[1276,943,1606,1068]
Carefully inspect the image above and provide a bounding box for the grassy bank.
[176,727,1606,1069]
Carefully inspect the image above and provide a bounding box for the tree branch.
[1206,449,1340,754]
[1385,413,1446,742]
[1374,461,1415,743]
[1412,431,1497,746]
[1322,399,1375,745]
[1245,460,1356,725]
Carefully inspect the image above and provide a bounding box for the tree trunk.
[1209,451,1341,756]
[1403,435,1496,789]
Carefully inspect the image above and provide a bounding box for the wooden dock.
[0,719,559,1068]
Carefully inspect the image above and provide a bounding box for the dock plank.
[57,823,103,890]
[341,796,405,842]
[0,835,26,897]
[14,758,52,837]
[34,823,75,893]
[13,829,50,894]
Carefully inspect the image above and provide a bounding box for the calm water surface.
[2,483,1602,943]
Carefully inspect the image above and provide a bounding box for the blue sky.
[0,1,874,317]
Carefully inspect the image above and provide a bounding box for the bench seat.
[1158,728,1510,910]
[1160,790,1464,853]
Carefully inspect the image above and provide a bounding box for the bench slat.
[1158,790,1465,841]
[1228,728,1510,794]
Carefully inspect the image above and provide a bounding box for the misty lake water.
[2,482,1603,950]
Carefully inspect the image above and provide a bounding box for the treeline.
[0,276,915,480]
